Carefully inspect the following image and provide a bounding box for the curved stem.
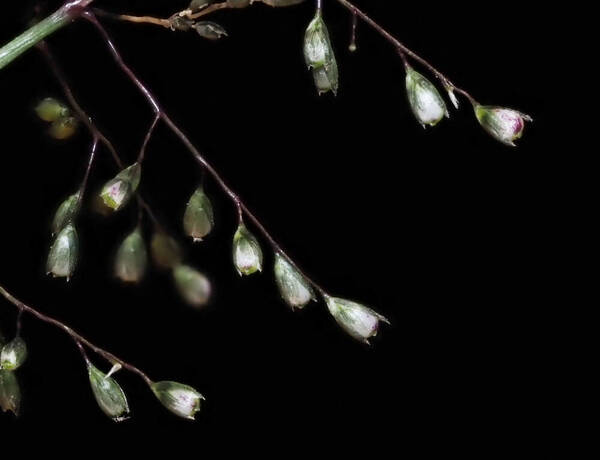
[37,41,162,230]
[93,10,171,29]
[0,284,153,386]
[137,115,160,163]
[333,0,479,106]
[75,137,98,210]
[0,0,95,70]
[83,11,328,296]
[92,2,230,29]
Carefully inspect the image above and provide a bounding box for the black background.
[0,0,548,453]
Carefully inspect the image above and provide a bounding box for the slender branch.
[187,3,230,20]
[78,137,98,196]
[333,0,479,106]
[349,11,357,52]
[83,11,328,296]
[0,0,95,70]
[92,2,230,29]
[137,115,160,163]
[37,41,162,230]
[16,309,23,337]
[92,10,171,29]
[0,284,153,386]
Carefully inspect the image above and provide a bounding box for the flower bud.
[48,116,78,140]
[87,362,130,422]
[100,162,142,211]
[232,223,263,275]
[173,264,211,308]
[46,223,78,280]
[0,337,27,371]
[51,192,80,235]
[183,187,214,242]
[405,65,448,127]
[304,10,339,95]
[0,370,20,415]
[324,295,390,344]
[171,16,194,31]
[150,381,204,420]
[35,97,69,122]
[194,21,228,40]
[474,105,532,146]
[115,227,148,283]
[274,253,315,310]
[151,232,183,270]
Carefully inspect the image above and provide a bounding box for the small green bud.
[35,97,70,122]
[405,65,448,127]
[194,21,228,40]
[324,295,390,344]
[48,116,78,140]
[232,223,263,276]
[151,381,204,420]
[115,227,148,283]
[0,337,27,371]
[274,253,315,310]
[171,16,194,31]
[151,232,183,270]
[0,370,20,415]
[47,223,78,280]
[87,362,130,422]
[100,162,142,211]
[183,187,214,242]
[51,192,80,235]
[304,10,339,95]
[173,264,211,308]
[474,105,532,146]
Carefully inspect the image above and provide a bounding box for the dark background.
[0,0,548,452]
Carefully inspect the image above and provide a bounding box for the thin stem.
[78,137,98,198]
[397,48,408,68]
[349,11,357,51]
[74,338,90,363]
[93,3,231,29]
[92,10,171,29]
[0,0,95,71]
[333,0,479,106]
[186,2,229,20]
[37,41,162,230]
[137,115,160,163]
[84,11,328,296]
[16,309,23,338]
[0,284,153,386]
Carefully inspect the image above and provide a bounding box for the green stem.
[0,0,95,71]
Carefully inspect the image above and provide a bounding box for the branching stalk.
[0,284,153,386]
[37,42,162,229]
[0,0,94,70]
[83,11,329,296]
[333,0,478,105]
